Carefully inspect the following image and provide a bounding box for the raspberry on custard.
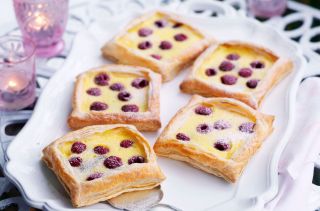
[94,73,109,86]
[214,140,231,151]
[196,123,212,134]
[71,142,86,154]
[120,140,134,148]
[104,156,123,169]
[69,157,82,167]
[128,156,145,164]
[239,122,255,133]
[90,102,108,111]
[219,61,235,71]
[86,172,103,181]
[176,133,190,141]
[93,146,109,155]
[121,104,139,112]
[131,78,149,89]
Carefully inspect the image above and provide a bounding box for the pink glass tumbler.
[13,0,69,58]
[248,0,287,18]
[0,36,36,111]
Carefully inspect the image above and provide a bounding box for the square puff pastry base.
[68,64,161,131]
[101,10,213,82]
[180,41,293,109]
[42,124,165,207]
[153,95,274,183]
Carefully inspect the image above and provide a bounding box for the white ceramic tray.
[4,9,306,211]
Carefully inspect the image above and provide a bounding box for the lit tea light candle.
[0,70,35,108]
[3,72,29,92]
[28,11,51,31]
[13,0,69,57]
[0,35,36,111]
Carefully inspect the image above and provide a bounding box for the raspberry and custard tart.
[180,41,293,108]
[101,11,212,82]
[154,95,274,183]
[42,124,165,207]
[68,65,161,131]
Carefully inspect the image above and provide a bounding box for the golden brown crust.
[180,41,293,109]
[153,95,274,183]
[101,10,214,82]
[68,64,162,131]
[42,124,166,207]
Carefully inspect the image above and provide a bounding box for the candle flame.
[8,80,17,89]
[29,12,50,31]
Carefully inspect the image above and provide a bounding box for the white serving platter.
[4,9,305,211]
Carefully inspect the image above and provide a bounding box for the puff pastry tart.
[42,124,165,207]
[101,11,212,82]
[154,95,274,183]
[180,41,293,109]
[68,65,161,131]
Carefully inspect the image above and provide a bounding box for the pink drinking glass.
[247,0,287,18]
[13,0,69,58]
[0,35,36,111]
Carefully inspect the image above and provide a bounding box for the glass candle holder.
[0,36,36,111]
[247,0,287,18]
[13,0,69,58]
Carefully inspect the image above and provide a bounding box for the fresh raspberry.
[93,146,109,155]
[71,142,86,154]
[69,157,82,167]
[205,68,217,76]
[226,53,240,61]
[86,88,101,96]
[176,133,190,141]
[174,33,188,41]
[154,19,167,28]
[104,156,123,169]
[221,75,238,85]
[131,78,149,89]
[120,140,134,148]
[118,91,131,101]
[250,61,265,69]
[159,41,172,50]
[213,120,231,130]
[196,123,212,134]
[151,54,162,60]
[90,102,108,111]
[214,140,230,151]
[138,28,153,37]
[138,41,152,50]
[86,173,103,181]
[195,106,212,115]
[239,122,255,133]
[173,22,183,28]
[219,61,235,71]
[128,156,145,165]
[246,79,259,89]
[94,73,109,86]
[238,68,253,78]
[109,83,124,91]
[121,104,139,112]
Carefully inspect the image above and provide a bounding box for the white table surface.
[0,0,14,24]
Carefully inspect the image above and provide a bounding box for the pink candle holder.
[13,0,69,58]
[0,36,36,111]
[247,0,287,18]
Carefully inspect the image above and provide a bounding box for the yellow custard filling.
[59,128,146,181]
[195,44,277,92]
[117,12,204,60]
[80,71,149,113]
[172,103,255,159]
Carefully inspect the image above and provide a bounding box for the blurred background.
[296,0,319,8]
